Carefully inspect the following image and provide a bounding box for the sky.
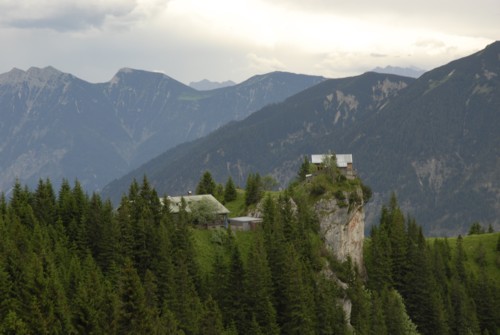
[0,0,498,85]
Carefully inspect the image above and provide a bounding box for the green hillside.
[429,232,500,286]
[192,229,255,275]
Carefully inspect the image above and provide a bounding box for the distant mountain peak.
[371,65,426,78]
[107,68,192,93]
[26,65,62,74]
[189,79,236,91]
[114,67,172,77]
[117,67,135,73]
[0,66,70,87]
[0,67,26,84]
[110,67,161,86]
[110,67,178,82]
[113,67,159,78]
[239,71,326,88]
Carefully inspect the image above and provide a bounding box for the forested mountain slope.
[103,71,413,222]
[1,173,498,334]
[104,41,500,235]
[0,67,324,192]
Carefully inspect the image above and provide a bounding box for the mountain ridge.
[371,65,425,78]
[0,66,325,193]
[102,71,415,199]
[189,78,236,90]
[103,41,500,235]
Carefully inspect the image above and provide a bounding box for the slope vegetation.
[104,42,500,235]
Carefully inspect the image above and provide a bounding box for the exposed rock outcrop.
[314,197,365,273]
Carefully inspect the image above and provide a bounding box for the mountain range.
[189,79,236,90]
[103,41,500,235]
[371,65,426,78]
[0,68,325,193]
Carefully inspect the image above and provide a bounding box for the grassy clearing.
[365,233,500,285]
[430,232,500,285]
[223,189,280,217]
[224,189,247,217]
[192,229,219,275]
[192,228,255,275]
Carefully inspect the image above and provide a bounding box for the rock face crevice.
[315,197,365,273]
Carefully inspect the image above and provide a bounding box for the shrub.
[310,180,326,196]
[334,190,346,201]
[361,183,372,203]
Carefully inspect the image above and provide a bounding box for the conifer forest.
[0,173,499,334]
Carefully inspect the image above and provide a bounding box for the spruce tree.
[280,244,315,335]
[279,193,298,243]
[223,177,237,203]
[314,276,347,335]
[210,249,229,312]
[381,289,419,335]
[382,194,407,291]
[196,171,217,195]
[32,178,57,226]
[72,180,89,229]
[222,234,247,333]
[72,254,107,334]
[116,258,154,334]
[0,260,14,326]
[199,296,225,335]
[487,223,494,233]
[369,292,387,335]
[449,278,480,335]
[0,192,7,218]
[9,180,36,228]
[454,235,467,284]
[86,193,104,261]
[248,314,264,335]
[245,173,263,206]
[366,226,392,291]
[170,261,202,335]
[298,155,311,181]
[57,179,76,228]
[244,230,279,335]
[157,306,184,335]
[0,311,30,335]
[144,270,159,311]
[472,270,498,335]
[402,219,448,335]
[150,223,176,305]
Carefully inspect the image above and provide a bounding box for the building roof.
[311,154,353,168]
[228,216,263,223]
[164,194,230,214]
[335,154,353,168]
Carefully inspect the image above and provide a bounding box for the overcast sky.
[0,0,498,85]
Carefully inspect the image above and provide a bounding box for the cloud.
[246,53,286,73]
[370,53,388,58]
[0,0,167,32]
[264,0,500,40]
[0,0,496,85]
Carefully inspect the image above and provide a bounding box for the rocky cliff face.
[314,197,365,272]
